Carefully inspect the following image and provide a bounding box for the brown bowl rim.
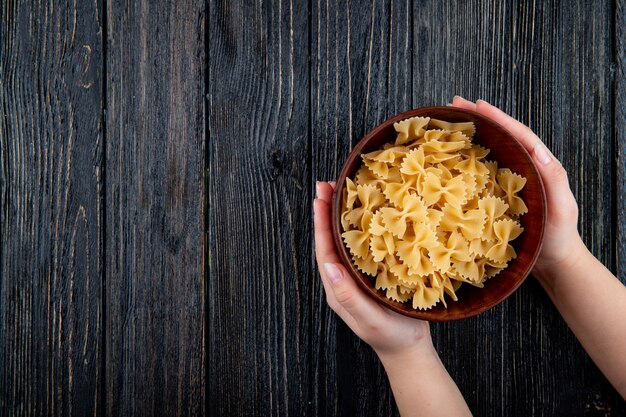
[331,106,546,321]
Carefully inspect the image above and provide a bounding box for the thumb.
[531,141,578,218]
[468,99,578,220]
[323,263,379,321]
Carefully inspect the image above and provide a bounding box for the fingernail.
[446,102,453,106]
[453,95,463,101]
[313,199,321,220]
[534,142,552,165]
[316,181,321,198]
[324,263,343,285]
[477,99,490,105]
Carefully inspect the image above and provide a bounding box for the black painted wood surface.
[104,0,206,416]
[618,0,626,287]
[1,1,103,415]
[311,1,412,415]
[1,0,625,416]
[207,1,311,415]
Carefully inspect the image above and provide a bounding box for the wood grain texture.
[1,0,623,415]
[413,1,624,416]
[206,0,311,415]
[0,0,103,415]
[104,0,205,415]
[617,0,626,283]
[311,0,412,415]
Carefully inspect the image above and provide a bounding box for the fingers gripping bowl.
[332,107,546,321]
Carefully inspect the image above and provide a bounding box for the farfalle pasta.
[341,116,527,310]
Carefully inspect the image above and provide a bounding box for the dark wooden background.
[1,0,624,416]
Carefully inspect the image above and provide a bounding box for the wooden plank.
[617,0,626,283]
[0,0,103,415]
[414,1,624,416]
[206,0,311,415]
[104,1,205,415]
[311,0,412,415]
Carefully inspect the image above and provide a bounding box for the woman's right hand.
[313,181,433,359]
[451,97,586,280]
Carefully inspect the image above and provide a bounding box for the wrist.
[533,235,589,288]
[375,340,439,370]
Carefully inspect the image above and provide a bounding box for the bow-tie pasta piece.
[401,147,443,177]
[354,254,379,276]
[422,136,464,165]
[370,233,396,262]
[396,223,439,273]
[478,196,509,241]
[485,219,524,263]
[435,163,454,181]
[369,211,396,261]
[339,115,528,310]
[346,184,386,227]
[461,173,479,202]
[451,253,487,283]
[497,169,528,216]
[429,271,460,308]
[468,238,494,257]
[426,208,444,231]
[422,130,468,153]
[455,145,490,176]
[484,259,508,279]
[387,286,414,303]
[361,150,404,180]
[411,278,441,310]
[368,210,387,235]
[429,118,476,138]
[342,211,374,260]
[383,173,420,208]
[390,262,426,288]
[345,177,358,207]
[362,155,389,179]
[340,178,358,231]
[481,160,504,198]
[453,256,508,283]
[440,204,486,241]
[419,172,467,208]
[375,258,400,291]
[363,146,410,166]
[394,116,431,145]
[356,165,385,188]
[379,193,429,238]
[429,231,472,274]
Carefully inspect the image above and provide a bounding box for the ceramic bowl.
[331,106,546,321]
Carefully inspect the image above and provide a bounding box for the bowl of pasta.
[332,106,546,321]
